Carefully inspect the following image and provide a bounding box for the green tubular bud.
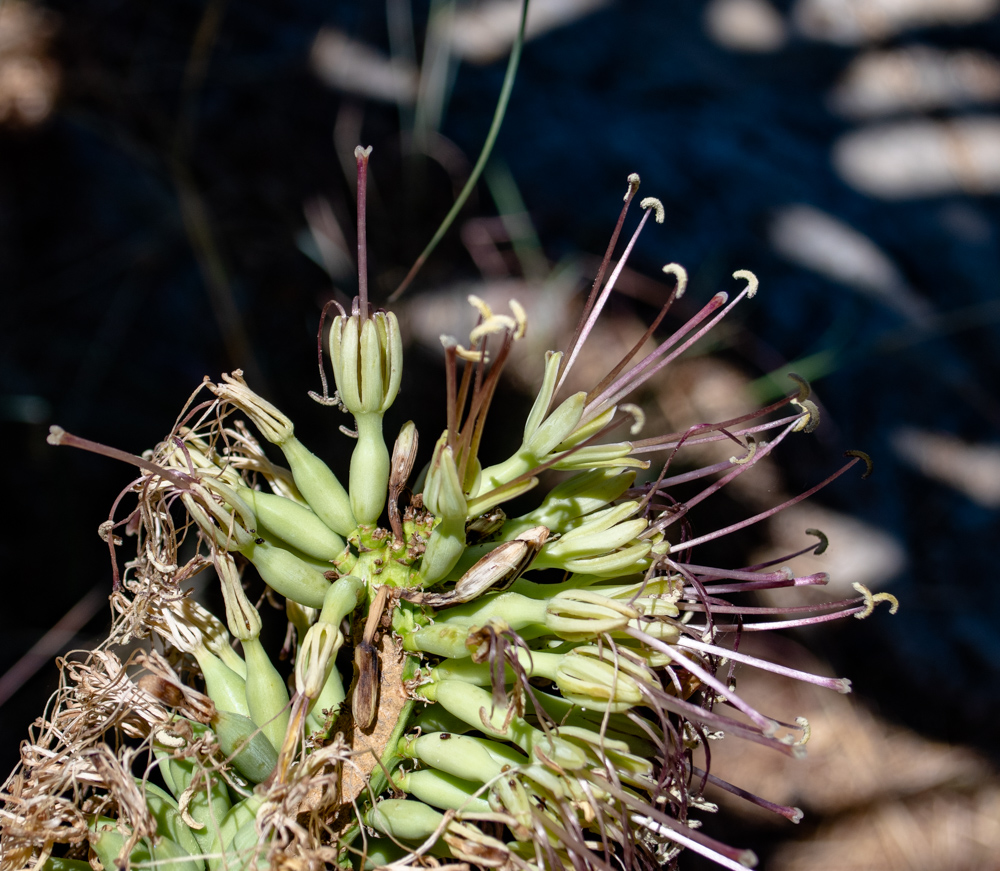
[278,436,356,536]
[225,814,270,871]
[237,487,345,560]
[420,434,469,583]
[140,779,204,859]
[523,392,585,457]
[365,799,446,841]
[206,795,263,871]
[402,616,482,659]
[90,817,202,871]
[419,681,586,770]
[410,704,471,735]
[319,574,365,626]
[505,468,636,537]
[393,768,491,814]
[522,351,562,444]
[561,541,652,576]
[241,636,290,752]
[465,735,529,768]
[398,732,505,783]
[192,645,250,718]
[211,710,278,784]
[360,842,410,869]
[419,516,469,585]
[238,537,331,608]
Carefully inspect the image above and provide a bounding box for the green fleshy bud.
[543,589,639,641]
[419,680,586,770]
[211,710,278,784]
[278,436,357,535]
[241,635,290,752]
[140,779,205,859]
[365,798,445,841]
[318,573,365,626]
[209,373,357,535]
[330,309,403,525]
[393,768,491,815]
[237,487,345,560]
[91,817,202,871]
[206,794,263,871]
[151,737,232,852]
[237,537,331,608]
[398,732,505,783]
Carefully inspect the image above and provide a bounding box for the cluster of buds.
[0,158,896,871]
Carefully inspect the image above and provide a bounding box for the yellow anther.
[792,398,820,433]
[619,403,646,435]
[509,299,528,339]
[729,436,757,465]
[732,269,759,298]
[852,582,899,619]
[468,294,494,320]
[640,197,665,223]
[625,173,640,199]
[470,314,517,343]
[662,263,688,298]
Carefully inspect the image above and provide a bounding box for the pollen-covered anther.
[788,372,811,402]
[729,435,757,465]
[732,268,759,297]
[661,262,688,298]
[619,403,645,435]
[639,197,664,224]
[792,398,820,433]
[509,298,528,339]
[852,582,899,618]
[625,172,640,198]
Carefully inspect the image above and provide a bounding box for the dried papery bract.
[2,168,896,871]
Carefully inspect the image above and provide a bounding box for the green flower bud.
[206,795,263,871]
[419,680,587,770]
[211,710,278,784]
[319,573,365,626]
[241,635,290,752]
[209,373,356,535]
[393,768,491,815]
[237,486,345,560]
[554,644,648,712]
[90,817,201,871]
[365,798,445,842]
[237,537,331,608]
[140,779,205,859]
[399,732,505,783]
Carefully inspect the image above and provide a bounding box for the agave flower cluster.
[1,159,896,871]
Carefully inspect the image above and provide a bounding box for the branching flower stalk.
[1,160,897,871]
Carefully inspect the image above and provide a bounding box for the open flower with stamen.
[1,163,898,871]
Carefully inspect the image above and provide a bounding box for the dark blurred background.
[2,0,1000,867]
